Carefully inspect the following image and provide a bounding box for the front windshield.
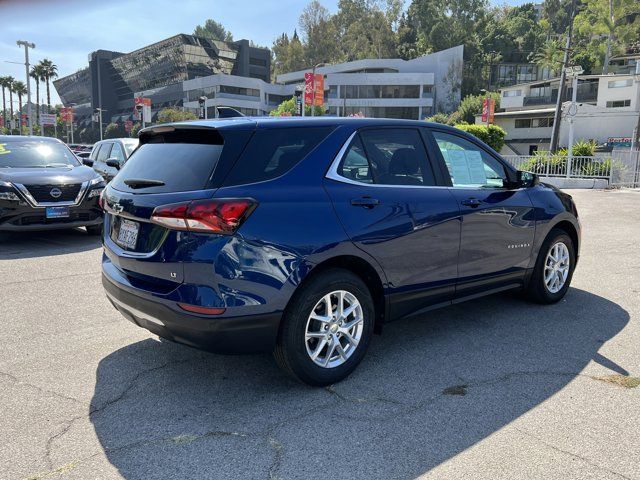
[0,141,80,168]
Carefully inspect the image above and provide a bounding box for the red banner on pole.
[304,73,324,106]
[481,98,489,123]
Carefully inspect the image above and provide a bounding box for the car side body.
[101,117,580,384]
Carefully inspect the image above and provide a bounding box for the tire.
[86,224,103,236]
[526,228,575,304]
[274,268,375,386]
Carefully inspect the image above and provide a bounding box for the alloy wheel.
[304,290,364,368]
[544,241,570,294]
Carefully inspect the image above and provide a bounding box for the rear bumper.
[102,271,282,354]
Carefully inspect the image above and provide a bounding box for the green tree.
[454,91,500,124]
[104,122,125,139]
[455,124,506,152]
[30,64,46,127]
[269,96,323,116]
[130,122,142,138]
[12,81,27,127]
[0,76,12,129]
[532,39,565,76]
[38,59,58,113]
[575,0,640,73]
[157,107,197,123]
[193,19,233,41]
[299,1,340,66]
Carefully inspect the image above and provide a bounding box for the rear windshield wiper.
[124,178,166,189]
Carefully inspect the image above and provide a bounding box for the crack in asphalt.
[0,370,84,407]
[0,272,98,287]
[30,367,635,478]
[513,427,634,480]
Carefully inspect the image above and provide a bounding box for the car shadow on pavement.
[0,228,101,260]
[90,288,629,479]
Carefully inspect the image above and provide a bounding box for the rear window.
[110,130,226,193]
[223,127,334,186]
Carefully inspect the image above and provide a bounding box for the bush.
[425,112,455,125]
[104,122,125,139]
[570,139,596,157]
[455,124,506,152]
[130,122,142,138]
[157,108,197,123]
[456,92,501,124]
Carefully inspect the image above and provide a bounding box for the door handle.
[351,197,380,208]
[461,198,482,208]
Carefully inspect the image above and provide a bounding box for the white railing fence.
[503,150,640,187]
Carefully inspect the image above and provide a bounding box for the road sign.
[39,113,57,126]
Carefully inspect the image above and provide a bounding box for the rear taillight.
[151,198,256,234]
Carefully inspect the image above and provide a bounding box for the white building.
[181,74,296,117]
[277,45,464,119]
[485,68,640,155]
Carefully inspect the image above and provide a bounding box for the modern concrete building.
[179,74,295,118]
[276,45,464,119]
[482,70,640,155]
[53,34,270,128]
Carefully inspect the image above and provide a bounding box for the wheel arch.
[549,219,579,255]
[286,255,387,335]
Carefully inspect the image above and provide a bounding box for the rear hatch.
[103,124,254,291]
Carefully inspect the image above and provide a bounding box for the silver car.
[89,138,139,182]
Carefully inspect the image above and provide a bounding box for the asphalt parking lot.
[1,189,638,480]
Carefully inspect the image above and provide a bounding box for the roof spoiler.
[215,107,245,118]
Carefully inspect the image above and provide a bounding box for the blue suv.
[101,118,580,385]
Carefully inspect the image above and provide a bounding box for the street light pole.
[550,0,576,152]
[17,40,35,136]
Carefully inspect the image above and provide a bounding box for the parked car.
[0,135,105,233]
[101,118,580,385]
[88,138,139,182]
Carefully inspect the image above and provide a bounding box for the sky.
[0,0,526,106]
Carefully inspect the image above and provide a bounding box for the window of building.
[339,85,420,99]
[516,65,537,82]
[503,90,522,97]
[514,117,553,128]
[606,99,631,108]
[432,131,506,188]
[249,57,267,67]
[608,79,632,88]
[219,85,260,97]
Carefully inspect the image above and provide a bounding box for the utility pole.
[549,0,576,152]
[16,40,35,136]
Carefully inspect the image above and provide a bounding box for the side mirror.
[516,170,538,188]
[105,158,121,170]
[82,158,94,167]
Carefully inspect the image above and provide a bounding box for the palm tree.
[30,64,45,127]
[532,39,564,77]
[0,76,12,131]
[12,81,27,134]
[39,59,58,113]
[6,76,15,133]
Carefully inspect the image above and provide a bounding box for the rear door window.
[223,127,334,186]
[110,143,126,165]
[348,128,436,186]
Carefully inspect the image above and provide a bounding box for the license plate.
[46,206,70,219]
[116,219,139,250]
